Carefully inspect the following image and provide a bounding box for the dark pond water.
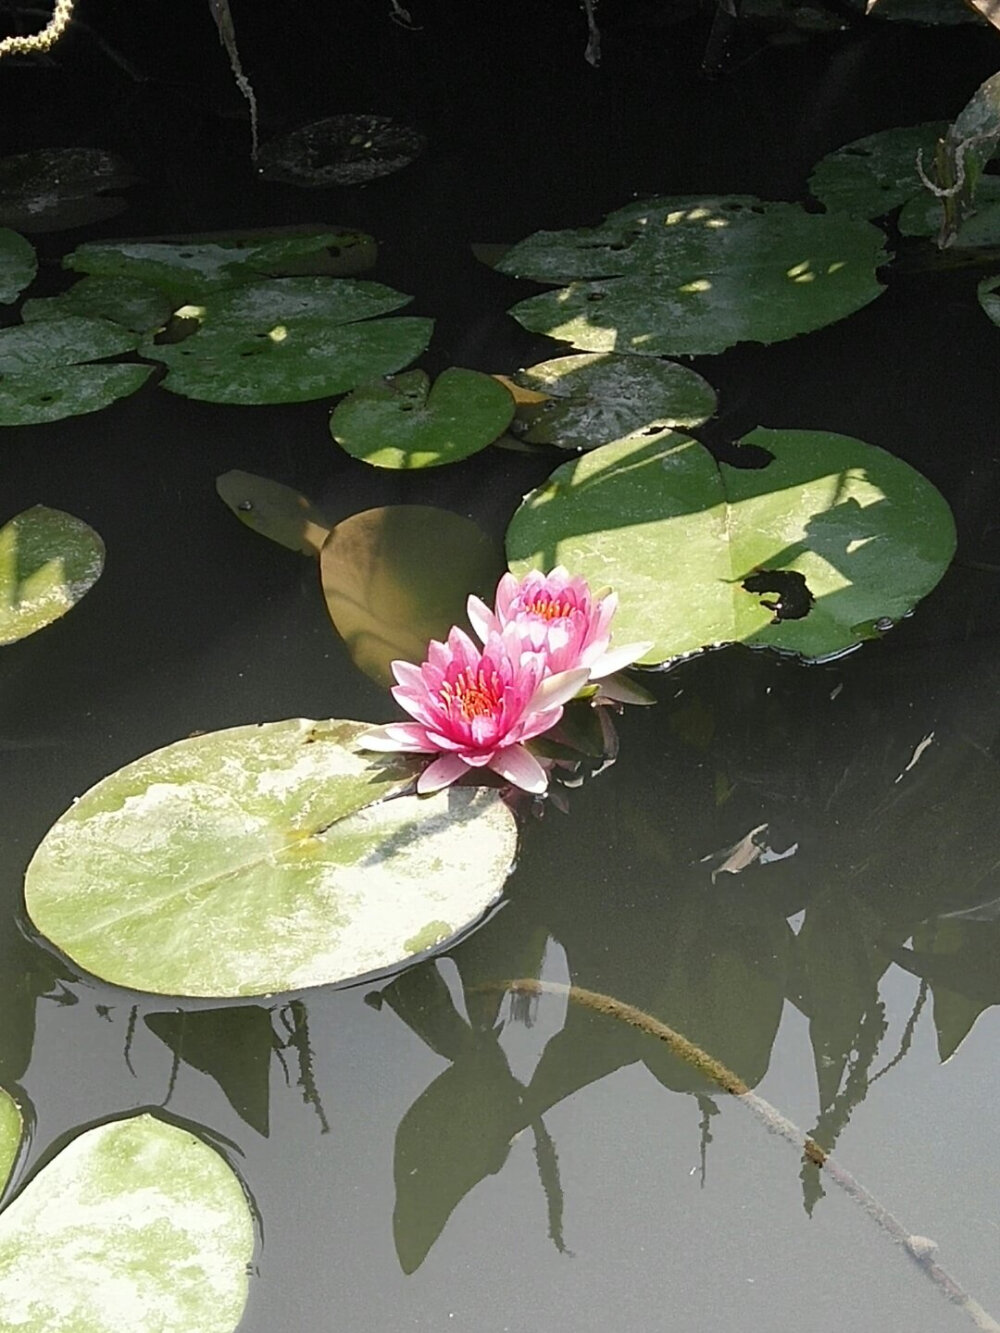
[2,3,1000,1329]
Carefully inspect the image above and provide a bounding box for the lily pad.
[257,114,426,187]
[65,230,374,300]
[505,429,955,665]
[899,174,1000,240]
[808,122,947,217]
[24,718,518,997]
[0,506,105,646]
[0,315,147,425]
[511,352,716,450]
[0,1113,253,1332]
[0,148,135,233]
[500,196,887,356]
[141,277,432,404]
[22,275,175,333]
[320,506,504,685]
[0,1090,20,1198]
[331,368,515,468]
[0,229,35,304]
[217,470,333,556]
[978,274,1000,325]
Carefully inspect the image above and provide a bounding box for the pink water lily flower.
[468,566,650,680]
[360,624,589,795]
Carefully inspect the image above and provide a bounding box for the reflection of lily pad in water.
[0,148,135,233]
[257,115,426,187]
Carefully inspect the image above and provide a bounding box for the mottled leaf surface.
[506,429,955,665]
[0,1090,20,1198]
[0,364,152,427]
[512,352,716,450]
[0,148,134,233]
[500,196,886,355]
[331,368,514,468]
[0,316,137,374]
[25,719,517,997]
[0,506,105,645]
[0,1114,252,1333]
[23,276,174,333]
[0,229,35,304]
[808,123,947,217]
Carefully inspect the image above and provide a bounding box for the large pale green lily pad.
[499,196,887,356]
[141,277,432,404]
[808,123,946,217]
[0,1113,253,1332]
[505,429,956,664]
[320,506,504,685]
[330,368,515,468]
[25,719,518,997]
[0,1090,20,1197]
[22,275,175,333]
[0,148,135,233]
[0,506,105,646]
[512,352,716,450]
[0,229,36,304]
[64,229,370,298]
[217,470,333,556]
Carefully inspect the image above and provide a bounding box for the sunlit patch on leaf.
[25,719,517,997]
[320,505,503,685]
[0,1112,253,1333]
[330,368,515,468]
[0,506,105,645]
[140,276,431,404]
[499,196,887,355]
[0,229,36,304]
[0,148,135,234]
[511,352,716,450]
[257,114,425,187]
[505,428,955,665]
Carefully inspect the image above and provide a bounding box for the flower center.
[441,667,503,721]
[523,595,576,622]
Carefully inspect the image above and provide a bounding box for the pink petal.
[494,572,520,619]
[488,744,549,793]
[588,641,655,678]
[526,667,591,712]
[466,594,497,644]
[358,724,435,753]
[417,753,470,792]
[390,659,425,691]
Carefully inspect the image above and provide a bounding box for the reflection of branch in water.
[871,979,928,1086]
[531,1117,573,1256]
[801,999,888,1215]
[696,1094,718,1189]
[483,978,1000,1333]
[276,1001,330,1135]
[123,1004,139,1076]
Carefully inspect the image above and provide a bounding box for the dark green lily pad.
[0,315,146,425]
[25,719,517,997]
[0,1112,253,1332]
[500,196,887,356]
[320,505,504,685]
[808,123,947,217]
[512,352,716,450]
[0,364,152,427]
[257,114,425,187]
[141,277,432,405]
[331,368,514,468]
[864,0,983,21]
[0,505,105,645]
[217,469,333,556]
[65,230,375,301]
[22,275,174,333]
[0,230,35,305]
[505,428,955,665]
[977,274,1000,325]
[0,148,135,234]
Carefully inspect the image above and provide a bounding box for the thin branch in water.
[208,0,259,159]
[871,978,928,1085]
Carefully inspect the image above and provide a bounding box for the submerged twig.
[481,977,1000,1333]
[0,0,74,59]
[208,0,259,159]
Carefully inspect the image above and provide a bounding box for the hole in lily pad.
[742,568,814,621]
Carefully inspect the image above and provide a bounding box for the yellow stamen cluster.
[524,596,576,622]
[441,668,502,721]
